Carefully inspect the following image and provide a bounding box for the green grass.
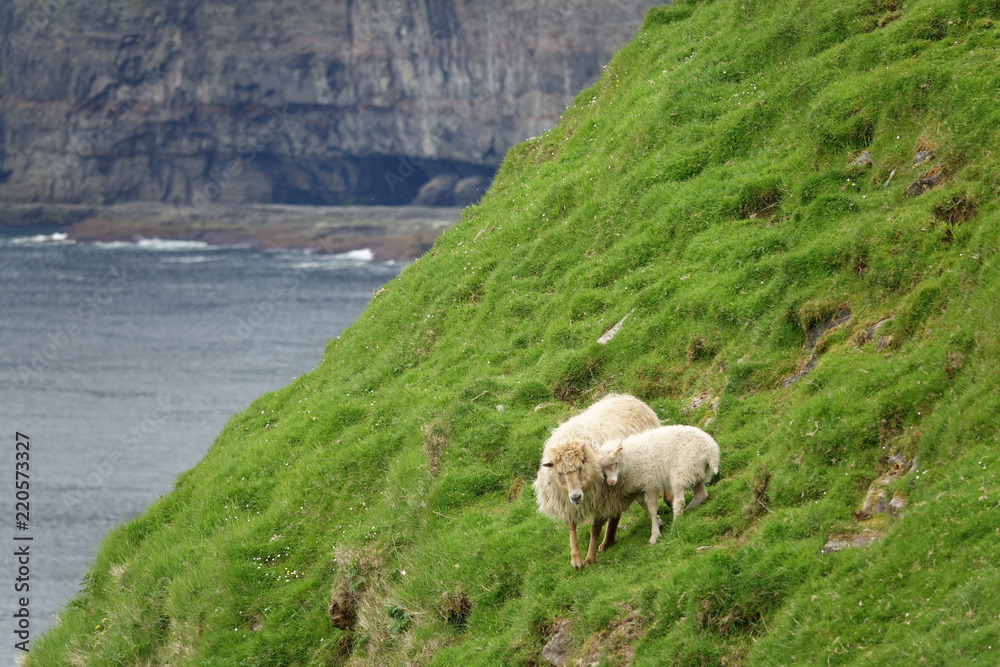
[29,0,1000,664]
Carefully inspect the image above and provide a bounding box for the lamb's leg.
[633,494,661,529]
[670,483,686,528]
[585,518,605,565]
[567,522,584,570]
[686,481,709,511]
[598,515,620,552]
[645,488,662,545]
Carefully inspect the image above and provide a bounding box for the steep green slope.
[30,0,1000,664]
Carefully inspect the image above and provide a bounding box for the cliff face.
[0,0,658,207]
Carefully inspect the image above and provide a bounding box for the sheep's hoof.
[584,555,597,565]
[649,535,659,545]
[598,539,614,552]
[571,559,584,570]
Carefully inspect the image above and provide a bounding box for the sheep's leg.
[686,481,709,511]
[635,491,670,530]
[585,519,605,565]
[567,522,584,570]
[670,483,686,528]
[598,515,619,552]
[645,488,662,545]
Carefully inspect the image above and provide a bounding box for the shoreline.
[0,202,464,261]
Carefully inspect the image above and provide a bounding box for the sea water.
[0,228,401,657]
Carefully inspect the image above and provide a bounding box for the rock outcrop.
[0,0,658,208]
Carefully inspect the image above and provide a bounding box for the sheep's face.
[596,442,624,486]
[542,443,591,505]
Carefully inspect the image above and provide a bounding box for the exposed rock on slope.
[0,0,657,207]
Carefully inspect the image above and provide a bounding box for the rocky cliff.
[0,0,658,208]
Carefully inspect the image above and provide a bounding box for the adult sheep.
[533,393,660,569]
[597,425,720,544]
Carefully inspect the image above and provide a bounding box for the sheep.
[533,393,661,569]
[596,425,720,544]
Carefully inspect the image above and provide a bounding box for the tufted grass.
[28,0,1000,664]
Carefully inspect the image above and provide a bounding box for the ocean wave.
[90,240,138,249]
[6,232,75,246]
[137,238,212,251]
[290,248,375,269]
[158,255,219,264]
[333,248,375,262]
[90,237,213,251]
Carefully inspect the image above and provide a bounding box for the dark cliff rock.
[0,0,658,208]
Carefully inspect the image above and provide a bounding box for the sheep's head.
[541,441,593,505]
[596,441,624,486]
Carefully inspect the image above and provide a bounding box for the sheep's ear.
[542,462,554,468]
[616,441,624,453]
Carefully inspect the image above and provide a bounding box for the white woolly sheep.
[597,425,720,544]
[533,394,661,569]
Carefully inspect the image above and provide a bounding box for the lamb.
[533,393,661,569]
[597,425,720,544]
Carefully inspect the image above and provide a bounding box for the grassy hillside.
[31,0,1000,664]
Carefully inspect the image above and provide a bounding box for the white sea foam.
[91,237,213,251]
[91,240,136,249]
[7,232,75,245]
[332,248,375,262]
[290,247,375,269]
[158,255,218,264]
[135,238,211,251]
